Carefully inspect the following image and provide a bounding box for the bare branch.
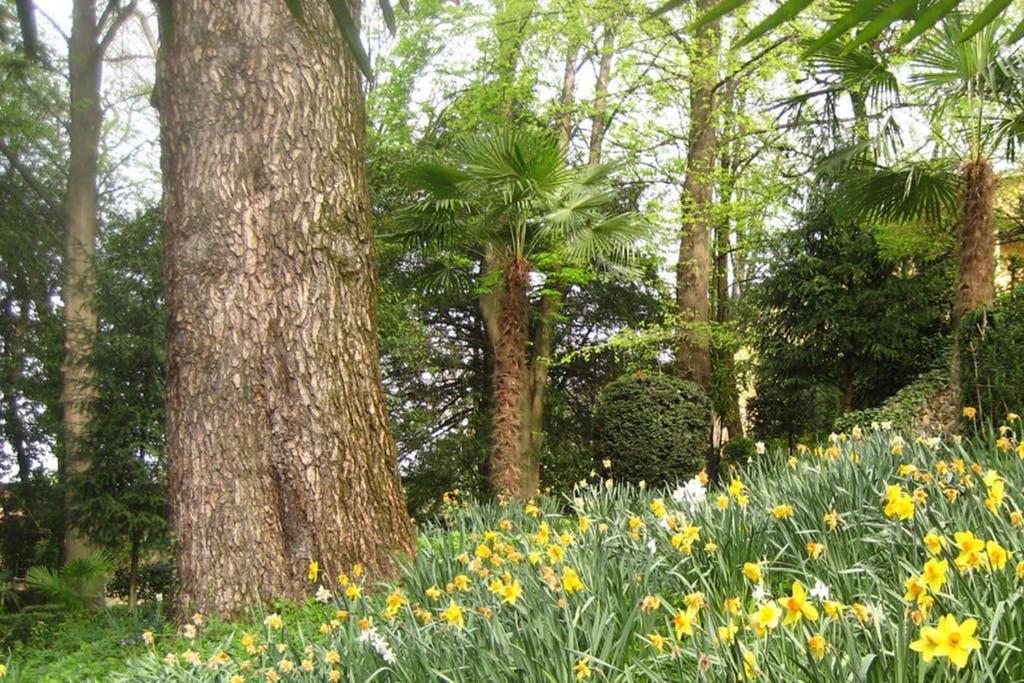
[134,8,158,57]
[97,0,139,58]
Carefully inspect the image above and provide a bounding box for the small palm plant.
[395,128,646,497]
[26,550,113,610]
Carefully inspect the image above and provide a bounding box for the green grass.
[6,422,1024,681]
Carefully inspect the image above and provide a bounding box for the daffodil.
[779,581,818,625]
[808,633,827,660]
[749,601,782,637]
[573,656,593,680]
[910,614,981,669]
[743,561,763,583]
[771,504,794,520]
[673,607,698,638]
[922,558,948,592]
[561,566,585,594]
[442,601,464,628]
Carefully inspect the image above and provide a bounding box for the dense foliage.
[594,372,710,487]
[960,287,1024,426]
[748,194,952,444]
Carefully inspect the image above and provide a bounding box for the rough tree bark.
[490,256,530,497]
[949,157,997,415]
[675,0,719,391]
[556,42,579,149]
[953,158,997,324]
[157,0,415,617]
[517,40,583,498]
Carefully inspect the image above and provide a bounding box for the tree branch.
[97,0,139,59]
[0,140,64,219]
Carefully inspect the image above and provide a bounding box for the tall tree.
[400,129,643,497]
[156,0,414,616]
[675,0,719,390]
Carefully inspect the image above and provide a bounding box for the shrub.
[594,372,710,487]
[834,367,950,434]
[108,560,175,604]
[0,604,66,651]
[749,378,843,447]
[719,435,756,472]
[960,288,1024,425]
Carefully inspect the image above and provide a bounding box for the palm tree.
[396,128,645,497]
[836,14,1021,319]
[820,13,1024,413]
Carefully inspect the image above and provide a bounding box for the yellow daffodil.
[910,614,980,669]
[922,559,948,592]
[749,602,782,637]
[771,504,794,520]
[561,566,585,594]
[573,656,593,680]
[779,580,818,626]
[673,607,698,638]
[442,601,464,628]
[808,633,827,660]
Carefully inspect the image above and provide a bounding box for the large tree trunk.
[490,256,530,497]
[62,0,103,565]
[557,43,579,148]
[517,37,585,497]
[675,0,719,391]
[520,287,560,497]
[157,0,414,617]
[587,25,614,167]
[713,78,741,450]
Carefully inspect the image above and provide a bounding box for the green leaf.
[1008,16,1024,45]
[651,0,689,19]
[284,0,304,21]
[691,0,750,31]
[328,0,373,79]
[961,0,1013,41]
[898,0,963,46]
[841,0,918,55]
[802,0,885,58]
[738,0,816,48]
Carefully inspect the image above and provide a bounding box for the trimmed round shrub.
[960,288,1024,425]
[720,435,756,472]
[594,372,710,487]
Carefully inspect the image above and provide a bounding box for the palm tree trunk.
[949,157,997,419]
[491,256,530,497]
[953,158,996,323]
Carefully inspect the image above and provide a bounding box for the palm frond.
[558,212,647,265]
[835,159,959,224]
[656,0,1009,58]
[26,550,113,609]
[812,42,900,109]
